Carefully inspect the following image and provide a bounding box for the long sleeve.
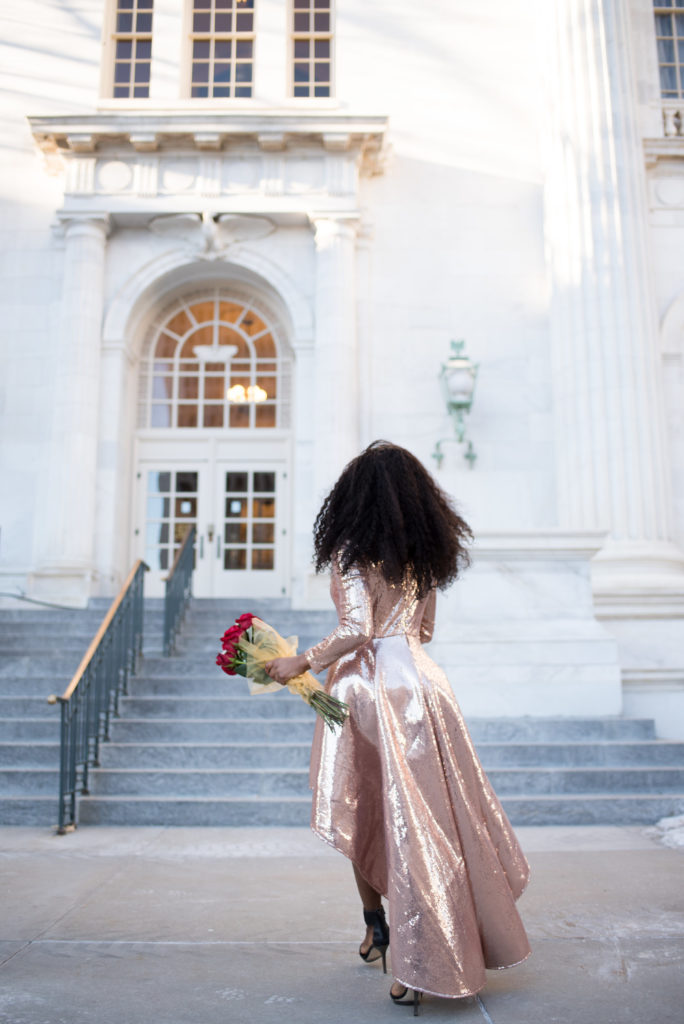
[304,562,374,674]
[419,589,437,643]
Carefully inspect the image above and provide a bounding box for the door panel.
[136,457,287,598]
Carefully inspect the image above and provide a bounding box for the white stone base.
[28,566,92,609]
[622,671,684,741]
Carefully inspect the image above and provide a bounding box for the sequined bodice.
[304,561,436,675]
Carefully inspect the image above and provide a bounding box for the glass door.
[136,460,288,598]
[213,465,286,597]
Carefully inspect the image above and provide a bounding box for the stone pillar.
[544,0,684,601]
[32,215,109,605]
[310,215,360,503]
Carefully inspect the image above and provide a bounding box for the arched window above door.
[139,289,291,429]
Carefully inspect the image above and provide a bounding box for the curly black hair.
[313,440,473,598]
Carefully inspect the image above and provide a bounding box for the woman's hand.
[264,653,310,685]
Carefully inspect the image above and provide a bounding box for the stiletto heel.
[359,906,390,973]
[390,986,423,1016]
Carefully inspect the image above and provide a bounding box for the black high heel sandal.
[359,906,390,973]
[390,986,423,1016]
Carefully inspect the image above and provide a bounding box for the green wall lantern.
[432,339,478,469]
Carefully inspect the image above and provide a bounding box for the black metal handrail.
[163,525,196,656]
[47,560,147,833]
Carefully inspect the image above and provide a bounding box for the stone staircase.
[2,598,684,827]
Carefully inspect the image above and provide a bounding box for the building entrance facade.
[132,286,292,599]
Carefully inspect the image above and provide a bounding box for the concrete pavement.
[0,825,682,1024]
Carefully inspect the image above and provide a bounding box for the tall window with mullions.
[292,0,333,98]
[655,1,684,98]
[112,0,154,98]
[190,0,255,99]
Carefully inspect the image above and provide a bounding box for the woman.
[266,441,530,1012]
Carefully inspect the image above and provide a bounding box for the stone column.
[543,0,684,600]
[310,215,360,503]
[33,215,109,605]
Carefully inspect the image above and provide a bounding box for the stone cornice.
[28,110,388,163]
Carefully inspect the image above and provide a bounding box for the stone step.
[0,769,60,795]
[0,796,58,827]
[0,698,60,719]
[74,792,684,828]
[96,739,684,771]
[0,678,74,696]
[0,719,59,741]
[117,695,319,719]
[108,717,316,743]
[0,743,60,767]
[84,765,684,799]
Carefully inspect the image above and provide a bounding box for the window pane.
[149,471,171,493]
[193,12,211,31]
[135,62,151,83]
[255,404,276,427]
[294,12,309,30]
[253,472,275,492]
[203,405,224,427]
[116,40,132,59]
[656,14,673,35]
[315,39,330,58]
[150,405,171,426]
[226,472,248,493]
[192,85,210,98]
[235,12,253,30]
[294,40,309,58]
[117,12,133,31]
[236,40,252,58]
[137,39,152,59]
[136,12,152,32]
[147,496,170,518]
[294,85,309,97]
[314,62,329,82]
[660,64,678,92]
[193,63,210,83]
[225,549,247,570]
[314,12,330,30]
[194,39,210,58]
[178,405,198,427]
[215,40,232,59]
[215,13,232,31]
[226,497,247,518]
[215,62,231,82]
[253,523,275,543]
[294,62,310,82]
[115,63,131,83]
[225,523,247,543]
[252,549,274,570]
[235,63,252,81]
[314,85,330,97]
[175,496,197,518]
[253,497,275,518]
[655,37,671,61]
[176,472,198,492]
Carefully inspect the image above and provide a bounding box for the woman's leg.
[353,863,383,956]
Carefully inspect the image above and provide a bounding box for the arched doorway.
[132,284,293,597]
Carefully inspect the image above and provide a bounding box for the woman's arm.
[266,560,373,683]
[303,562,373,673]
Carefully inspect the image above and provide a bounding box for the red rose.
[236,613,254,631]
[221,625,242,648]
[216,651,236,676]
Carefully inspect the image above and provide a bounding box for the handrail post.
[163,525,196,656]
[48,559,148,833]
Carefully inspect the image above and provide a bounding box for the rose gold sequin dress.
[304,561,531,999]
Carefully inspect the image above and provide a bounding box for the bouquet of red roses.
[216,613,348,732]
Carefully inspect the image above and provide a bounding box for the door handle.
[199,536,204,558]
[216,536,221,559]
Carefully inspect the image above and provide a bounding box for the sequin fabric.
[305,560,531,999]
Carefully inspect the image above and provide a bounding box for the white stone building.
[0,1,682,733]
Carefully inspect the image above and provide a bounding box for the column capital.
[309,213,359,248]
[54,212,111,240]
